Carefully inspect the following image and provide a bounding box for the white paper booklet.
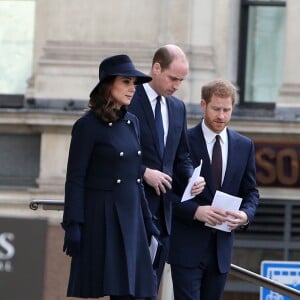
[181,160,203,202]
[205,190,242,232]
[149,235,159,264]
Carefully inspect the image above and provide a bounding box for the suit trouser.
[170,233,228,300]
[152,200,170,300]
[155,233,169,286]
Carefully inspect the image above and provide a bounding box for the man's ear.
[152,62,161,75]
[200,99,206,112]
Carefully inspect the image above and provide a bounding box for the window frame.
[0,0,36,108]
[237,0,286,108]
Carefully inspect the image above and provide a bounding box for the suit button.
[137,150,142,156]
[116,179,122,184]
[127,120,131,124]
[108,122,113,126]
[120,152,124,157]
[137,178,141,183]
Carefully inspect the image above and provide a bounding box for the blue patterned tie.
[212,135,222,189]
[155,96,164,157]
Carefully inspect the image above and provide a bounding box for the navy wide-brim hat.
[90,54,152,97]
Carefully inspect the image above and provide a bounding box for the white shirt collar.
[143,83,166,104]
[201,120,227,144]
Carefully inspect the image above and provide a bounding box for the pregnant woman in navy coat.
[62,55,159,299]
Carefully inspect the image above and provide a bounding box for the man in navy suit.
[128,44,205,291]
[168,79,259,300]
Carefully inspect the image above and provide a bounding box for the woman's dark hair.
[88,76,122,122]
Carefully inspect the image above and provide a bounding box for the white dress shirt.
[143,83,169,145]
[201,120,228,184]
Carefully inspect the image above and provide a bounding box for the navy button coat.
[63,110,156,298]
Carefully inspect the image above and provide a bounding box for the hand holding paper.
[181,160,203,202]
[205,190,242,232]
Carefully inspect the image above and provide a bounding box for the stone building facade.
[1,0,300,299]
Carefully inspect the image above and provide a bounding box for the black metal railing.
[29,199,300,299]
[230,263,300,299]
[29,199,64,210]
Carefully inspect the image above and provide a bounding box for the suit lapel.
[222,130,236,190]
[199,128,216,195]
[189,124,215,196]
[164,97,173,154]
[137,87,164,159]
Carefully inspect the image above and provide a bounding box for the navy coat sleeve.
[63,113,97,226]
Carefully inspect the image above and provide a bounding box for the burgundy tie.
[212,135,222,189]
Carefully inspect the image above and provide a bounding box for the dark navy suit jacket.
[169,122,259,273]
[129,85,193,235]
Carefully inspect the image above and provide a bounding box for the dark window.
[237,0,286,105]
[0,133,40,187]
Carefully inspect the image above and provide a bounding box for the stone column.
[25,0,197,108]
[187,0,215,108]
[186,0,238,109]
[36,131,70,192]
[276,0,300,117]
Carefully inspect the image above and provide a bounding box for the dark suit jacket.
[128,85,193,234]
[168,122,259,273]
